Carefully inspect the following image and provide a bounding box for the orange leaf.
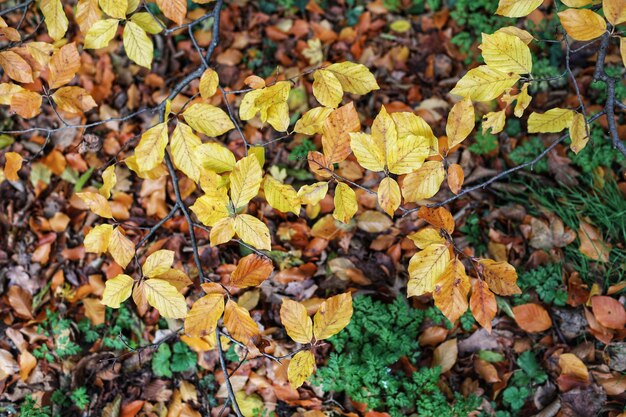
[512,303,552,333]
[0,50,33,84]
[478,259,521,295]
[432,338,457,373]
[321,102,360,163]
[474,357,500,383]
[229,254,274,289]
[307,150,333,178]
[3,152,22,181]
[157,0,186,25]
[591,296,626,330]
[559,353,589,382]
[10,90,42,119]
[470,279,497,332]
[224,299,260,345]
[417,206,455,234]
[447,163,464,194]
[433,258,470,323]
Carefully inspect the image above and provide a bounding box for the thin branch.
[216,329,244,417]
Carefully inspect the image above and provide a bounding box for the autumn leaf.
[294,107,333,135]
[495,0,542,17]
[433,258,471,323]
[312,69,343,108]
[48,43,80,89]
[264,175,301,215]
[142,249,175,278]
[100,0,128,19]
[84,19,119,49]
[199,68,219,99]
[478,259,521,295]
[417,207,456,234]
[107,227,135,268]
[143,278,187,318]
[224,300,260,345]
[230,155,263,210]
[558,9,606,41]
[84,224,113,254]
[322,102,361,163]
[170,122,202,182]
[432,338,458,373]
[288,350,315,388]
[401,161,445,202]
[313,292,353,340]
[0,51,33,84]
[333,182,358,224]
[377,177,401,217]
[569,112,589,154]
[479,31,533,74]
[512,303,552,332]
[102,274,134,308]
[123,21,153,68]
[77,191,113,218]
[40,0,69,41]
[280,299,313,343]
[446,97,475,149]
[182,103,234,137]
[450,65,519,102]
[408,244,450,297]
[157,0,186,25]
[408,227,446,249]
[3,152,22,181]
[210,217,236,246]
[229,254,273,289]
[297,182,328,206]
[447,163,464,195]
[233,214,271,251]
[528,108,574,133]
[51,87,97,114]
[135,122,169,172]
[470,279,497,332]
[196,143,236,173]
[185,293,224,337]
[325,61,380,94]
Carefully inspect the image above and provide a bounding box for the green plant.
[151,341,196,378]
[469,128,498,155]
[514,263,568,306]
[34,309,81,361]
[288,138,317,161]
[18,396,52,417]
[501,351,547,414]
[460,213,488,256]
[314,296,479,417]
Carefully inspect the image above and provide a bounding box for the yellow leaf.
[239,89,263,121]
[288,350,315,389]
[482,109,506,134]
[312,69,343,108]
[264,175,301,215]
[130,12,164,34]
[494,26,534,44]
[321,102,361,163]
[210,217,236,246]
[479,32,533,74]
[135,122,168,172]
[199,68,219,99]
[388,134,430,175]
[144,278,187,318]
[27,42,54,66]
[76,0,102,34]
[182,103,234,137]
[171,122,202,182]
[514,83,532,117]
[558,9,606,41]
[407,244,450,296]
[156,269,192,291]
[297,182,328,206]
[142,249,174,278]
[561,0,592,5]
[495,0,542,17]
[224,299,260,345]
[391,112,438,156]
[350,132,385,172]
[325,61,379,95]
[569,112,589,155]
[0,51,33,84]
[230,254,273,288]
[196,143,236,173]
[124,154,167,179]
[408,227,446,249]
[432,338,458,373]
[470,279,497,332]
[99,0,127,19]
[233,214,271,251]
[51,87,97,113]
[123,21,153,68]
[77,191,113,218]
[280,299,313,343]
[0,83,25,105]
[10,90,42,119]
[240,82,291,131]
[108,227,135,268]
[478,259,521,295]
[48,43,80,89]
[446,97,475,149]
[157,0,186,25]
[102,274,134,308]
[235,392,264,417]
[40,0,68,41]
[230,155,262,210]
[294,107,333,135]
[450,65,519,102]
[84,18,119,49]
[191,194,229,227]
[604,0,626,25]
[185,293,224,337]
[333,182,357,224]
[377,177,401,217]
[313,292,353,340]
[84,224,113,253]
[390,19,411,33]
[621,37,626,68]
[528,108,574,133]
[433,258,470,323]
[559,353,589,382]
[126,0,140,14]
[3,152,22,182]
[99,165,116,199]
[401,160,445,202]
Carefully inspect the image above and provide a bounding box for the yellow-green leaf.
[280,299,313,343]
[450,65,519,102]
[312,69,343,108]
[264,175,301,215]
[77,191,113,218]
[99,165,116,199]
[390,19,411,33]
[123,21,153,68]
[233,214,271,251]
[446,97,475,149]
[185,293,224,337]
[325,61,379,95]
[142,249,174,278]
[294,107,333,135]
[102,274,134,308]
[199,68,219,99]
[480,31,532,74]
[495,0,542,17]
[527,108,574,133]
[558,9,606,41]
[108,226,135,268]
[84,224,113,253]
[482,109,506,135]
[401,160,445,202]
[40,0,69,41]
[130,12,164,34]
[230,155,262,210]
[407,244,450,297]
[196,143,236,173]
[378,177,401,217]
[288,350,315,389]
[313,292,353,340]
[84,18,119,49]
[143,278,187,318]
[171,122,202,182]
[135,122,168,172]
[99,0,127,19]
[333,182,357,224]
[182,103,234,137]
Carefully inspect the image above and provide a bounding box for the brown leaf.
[10,90,42,119]
[591,296,626,330]
[417,206,455,234]
[578,221,611,262]
[433,258,470,323]
[229,254,274,289]
[447,163,464,194]
[432,338,457,373]
[157,0,186,25]
[475,357,500,383]
[307,151,333,178]
[470,279,497,332]
[48,43,80,89]
[8,285,33,319]
[478,259,521,296]
[321,102,360,163]
[0,50,33,83]
[512,303,552,333]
